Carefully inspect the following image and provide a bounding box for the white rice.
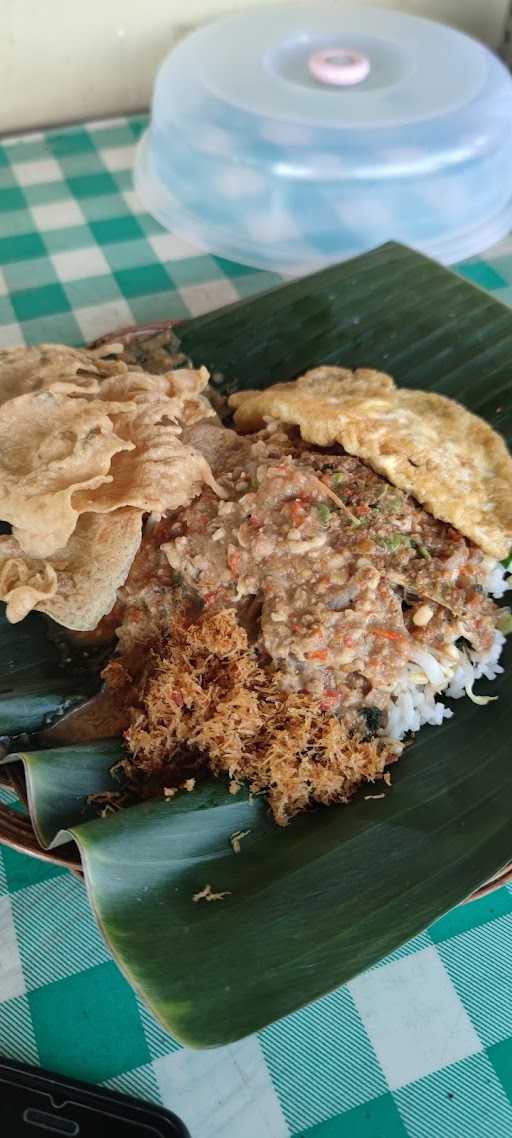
[446,630,505,699]
[483,559,511,599]
[386,683,453,741]
[385,559,509,742]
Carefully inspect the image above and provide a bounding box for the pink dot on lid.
[308,48,371,88]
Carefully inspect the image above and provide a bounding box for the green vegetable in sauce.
[497,610,512,635]
[331,473,345,486]
[316,503,332,527]
[378,534,431,557]
[383,497,402,514]
[374,487,401,513]
[502,549,512,570]
[379,533,412,552]
[360,706,386,737]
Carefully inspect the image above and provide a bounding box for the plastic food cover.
[135,4,512,275]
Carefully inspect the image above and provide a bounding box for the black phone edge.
[0,1057,191,1137]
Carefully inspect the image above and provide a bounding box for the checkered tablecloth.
[1,114,512,1138]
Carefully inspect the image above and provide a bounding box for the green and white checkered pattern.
[1,115,512,1138]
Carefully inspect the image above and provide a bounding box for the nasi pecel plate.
[0,242,511,1048]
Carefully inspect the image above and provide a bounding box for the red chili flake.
[307,648,328,661]
[172,690,184,708]
[354,503,370,517]
[203,587,225,606]
[249,515,262,528]
[371,626,407,643]
[320,690,338,711]
[227,548,242,576]
[287,499,307,526]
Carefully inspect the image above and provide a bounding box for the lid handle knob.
[308,48,370,87]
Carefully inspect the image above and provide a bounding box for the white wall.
[1,0,509,134]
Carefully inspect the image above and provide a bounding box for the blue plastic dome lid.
[135,4,512,275]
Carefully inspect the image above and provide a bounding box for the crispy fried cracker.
[0,342,127,404]
[0,390,134,557]
[0,508,142,629]
[74,403,223,515]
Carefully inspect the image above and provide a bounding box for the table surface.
[1,114,512,1138]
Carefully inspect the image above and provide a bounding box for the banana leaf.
[0,611,95,737]
[1,242,511,1047]
[6,740,124,847]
